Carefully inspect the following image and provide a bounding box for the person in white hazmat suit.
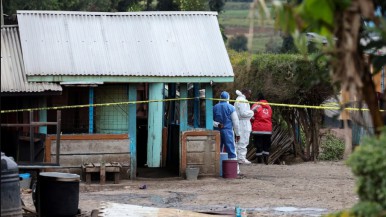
[234,89,254,164]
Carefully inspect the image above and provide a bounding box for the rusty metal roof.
[1,25,62,93]
[16,11,234,78]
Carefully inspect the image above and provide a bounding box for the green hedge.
[221,51,332,104]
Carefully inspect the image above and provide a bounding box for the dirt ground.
[21,161,358,216]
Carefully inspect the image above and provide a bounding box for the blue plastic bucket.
[19,173,31,180]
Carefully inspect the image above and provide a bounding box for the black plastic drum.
[1,152,22,217]
[36,172,80,217]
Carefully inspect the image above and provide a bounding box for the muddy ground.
[21,161,358,216]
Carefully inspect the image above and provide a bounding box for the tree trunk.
[343,118,352,159]
[287,118,305,160]
[334,0,383,137]
[361,66,384,136]
[311,110,320,162]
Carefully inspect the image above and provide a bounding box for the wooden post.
[147,83,164,167]
[86,172,91,184]
[39,97,47,134]
[179,83,188,132]
[193,83,200,128]
[100,163,106,185]
[341,90,352,159]
[168,83,176,124]
[56,111,61,165]
[128,84,137,180]
[205,84,213,130]
[89,87,94,134]
[114,172,120,184]
[1,0,3,26]
[30,111,34,163]
[382,66,385,93]
[162,127,168,167]
[179,83,188,177]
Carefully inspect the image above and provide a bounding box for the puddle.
[271,206,328,216]
[238,206,329,216]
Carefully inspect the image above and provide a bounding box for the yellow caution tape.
[0,98,194,113]
[212,98,385,112]
[1,97,384,113]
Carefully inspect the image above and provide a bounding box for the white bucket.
[185,167,200,180]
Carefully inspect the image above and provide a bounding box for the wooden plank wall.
[46,134,130,178]
[180,130,220,178]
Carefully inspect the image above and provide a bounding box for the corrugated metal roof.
[1,25,62,93]
[16,11,234,78]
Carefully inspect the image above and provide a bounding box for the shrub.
[347,127,386,210]
[324,127,386,216]
[350,202,384,217]
[318,133,345,161]
[228,34,248,52]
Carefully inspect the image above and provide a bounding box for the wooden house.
[15,11,234,179]
[1,25,62,162]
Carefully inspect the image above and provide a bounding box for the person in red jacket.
[251,92,272,164]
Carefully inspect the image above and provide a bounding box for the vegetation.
[347,127,386,210]
[176,0,206,11]
[3,0,145,13]
[325,127,386,217]
[272,0,385,216]
[318,132,344,161]
[218,51,334,161]
[2,0,226,22]
[274,0,386,135]
[228,34,248,52]
[218,1,280,53]
[223,2,251,11]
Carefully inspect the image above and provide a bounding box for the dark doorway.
[136,118,148,168]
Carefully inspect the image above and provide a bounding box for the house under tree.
[13,10,234,179]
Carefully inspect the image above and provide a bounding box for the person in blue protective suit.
[213,91,240,163]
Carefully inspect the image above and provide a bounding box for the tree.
[272,0,386,215]
[228,34,248,52]
[143,0,153,11]
[274,0,386,136]
[156,0,179,11]
[265,37,281,53]
[177,0,206,11]
[280,34,297,53]
[116,0,144,11]
[2,0,142,24]
[209,0,225,13]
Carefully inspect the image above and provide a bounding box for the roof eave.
[27,75,234,83]
[0,91,62,97]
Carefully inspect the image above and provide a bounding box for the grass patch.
[223,2,251,11]
[219,10,276,28]
[229,34,281,53]
[220,1,282,53]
